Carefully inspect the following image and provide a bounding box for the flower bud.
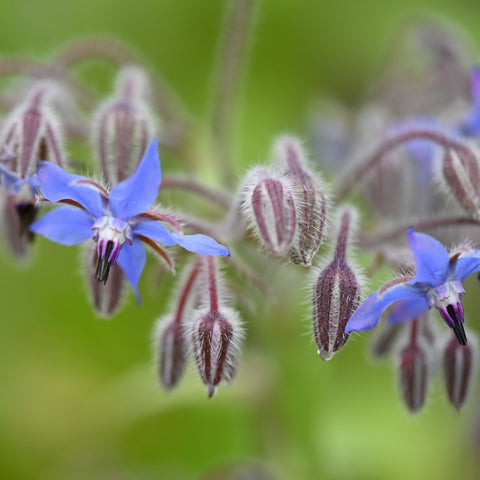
[439,147,480,217]
[155,260,202,390]
[272,135,328,266]
[191,257,242,397]
[0,82,65,255]
[240,167,296,256]
[156,316,188,390]
[443,330,477,411]
[312,207,362,360]
[93,66,156,184]
[397,321,432,413]
[371,323,405,359]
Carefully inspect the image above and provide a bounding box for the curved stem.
[334,125,477,201]
[210,0,259,186]
[161,176,232,210]
[359,216,480,248]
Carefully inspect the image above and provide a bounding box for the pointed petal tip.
[452,322,467,346]
[207,385,216,398]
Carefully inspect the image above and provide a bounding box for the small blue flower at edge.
[345,228,480,345]
[30,139,230,302]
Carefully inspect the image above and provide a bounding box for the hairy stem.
[359,216,480,248]
[210,0,259,186]
[335,125,478,200]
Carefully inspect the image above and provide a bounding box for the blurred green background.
[1,0,480,479]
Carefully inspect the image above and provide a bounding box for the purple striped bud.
[312,207,362,360]
[155,260,202,390]
[93,67,155,184]
[439,147,480,217]
[443,331,477,411]
[241,167,296,256]
[371,323,405,359]
[397,321,432,413]
[191,257,242,397]
[273,135,328,266]
[0,83,65,256]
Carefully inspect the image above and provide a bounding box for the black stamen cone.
[95,241,114,285]
[16,203,37,241]
[447,304,467,346]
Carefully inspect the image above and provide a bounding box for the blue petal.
[170,232,230,256]
[109,139,161,220]
[387,298,429,325]
[345,282,425,333]
[459,66,480,136]
[451,250,480,281]
[117,239,147,304]
[37,161,105,217]
[131,219,176,246]
[407,228,449,287]
[30,205,94,245]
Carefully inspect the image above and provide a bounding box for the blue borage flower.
[30,139,230,301]
[345,228,480,345]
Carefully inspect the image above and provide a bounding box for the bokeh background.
[1,0,480,479]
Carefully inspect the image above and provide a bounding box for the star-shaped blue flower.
[345,228,480,345]
[31,139,230,300]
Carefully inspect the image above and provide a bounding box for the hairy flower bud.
[312,207,362,360]
[443,330,477,411]
[191,257,242,397]
[397,321,432,413]
[439,147,480,217]
[272,135,328,266]
[156,316,188,390]
[155,260,202,390]
[371,323,405,359]
[241,167,296,256]
[0,82,65,255]
[93,66,156,184]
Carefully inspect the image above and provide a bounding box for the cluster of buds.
[0,82,65,257]
[155,257,242,396]
[241,135,328,266]
[372,315,477,413]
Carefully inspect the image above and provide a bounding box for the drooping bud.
[155,259,202,389]
[272,135,328,266]
[240,166,296,256]
[92,66,156,184]
[0,82,65,256]
[312,206,362,360]
[371,322,405,359]
[190,257,242,397]
[438,147,480,217]
[442,330,477,411]
[397,320,432,413]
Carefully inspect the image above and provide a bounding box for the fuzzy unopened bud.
[155,260,202,390]
[312,207,361,360]
[1,82,65,177]
[191,257,242,397]
[273,135,328,266]
[398,321,431,413]
[439,147,480,216]
[371,323,405,359]
[443,331,477,411]
[156,317,188,390]
[241,167,296,256]
[0,83,65,255]
[93,67,156,184]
